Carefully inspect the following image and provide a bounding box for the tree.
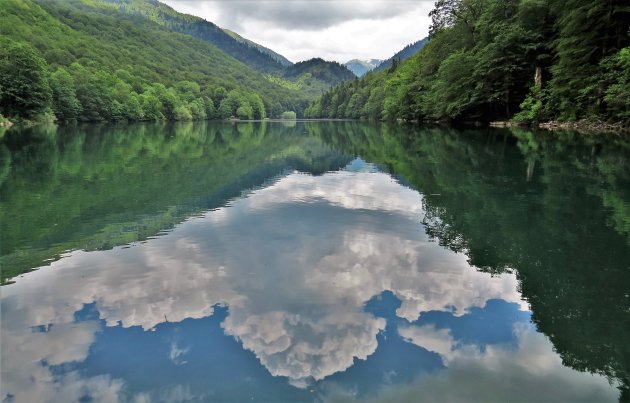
[247,93,266,119]
[549,0,630,119]
[0,40,52,118]
[429,0,461,38]
[424,50,479,119]
[236,104,253,120]
[50,67,82,121]
[203,96,217,119]
[139,89,164,120]
[69,63,112,121]
[604,47,630,121]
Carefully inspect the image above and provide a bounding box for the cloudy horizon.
[161,0,436,63]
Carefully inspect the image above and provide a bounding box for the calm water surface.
[1,122,629,402]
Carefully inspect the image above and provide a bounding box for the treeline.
[0,0,308,122]
[307,0,630,123]
[0,39,268,122]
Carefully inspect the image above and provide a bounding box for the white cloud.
[169,341,190,365]
[161,1,435,62]
[213,170,424,220]
[0,320,125,403]
[368,323,619,402]
[398,323,454,358]
[222,309,386,384]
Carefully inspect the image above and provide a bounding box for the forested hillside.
[265,58,357,97]
[284,58,354,84]
[0,0,311,122]
[223,28,293,67]
[372,38,429,73]
[97,0,288,74]
[307,0,630,124]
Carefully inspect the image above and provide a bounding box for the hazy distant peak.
[344,59,383,77]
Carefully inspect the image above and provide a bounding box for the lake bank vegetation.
[306,0,630,128]
[0,0,349,123]
[1,0,628,131]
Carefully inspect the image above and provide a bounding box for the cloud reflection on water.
[0,168,617,401]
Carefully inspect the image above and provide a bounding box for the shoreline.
[489,120,629,134]
[3,116,628,135]
[537,120,629,134]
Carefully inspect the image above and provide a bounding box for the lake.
[1,121,629,402]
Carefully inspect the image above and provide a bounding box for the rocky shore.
[538,120,629,134]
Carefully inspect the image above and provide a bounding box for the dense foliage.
[0,0,312,121]
[307,0,630,124]
[284,58,354,84]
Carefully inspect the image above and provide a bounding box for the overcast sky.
[161,0,436,63]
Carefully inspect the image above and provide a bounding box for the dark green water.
[1,121,629,402]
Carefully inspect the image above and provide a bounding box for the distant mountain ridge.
[1,0,313,121]
[373,38,429,72]
[344,59,382,77]
[0,0,356,123]
[262,58,357,97]
[94,0,352,90]
[284,58,355,85]
[223,29,293,67]
[98,0,288,73]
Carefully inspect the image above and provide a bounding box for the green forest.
[1,0,629,126]
[0,0,356,123]
[306,0,630,124]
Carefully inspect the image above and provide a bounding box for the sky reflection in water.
[1,158,619,402]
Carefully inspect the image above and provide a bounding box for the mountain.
[308,0,630,124]
[344,59,382,77]
[95,1,353,93]
[223,29,292,67]
[285,58,354,83]
[96,0,288,74]
[373,38,429,72]
[0,0,310,121]
[268,58,356,97]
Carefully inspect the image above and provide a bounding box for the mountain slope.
[344,59,382,77]
[284,58,355,84]
[373,38,429,72]
[272,58,356,97]
[307,0,630,124]
[96,0,287,74]
[92,1,353,97]
[223,28,292,67]
[0,0,309,120]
